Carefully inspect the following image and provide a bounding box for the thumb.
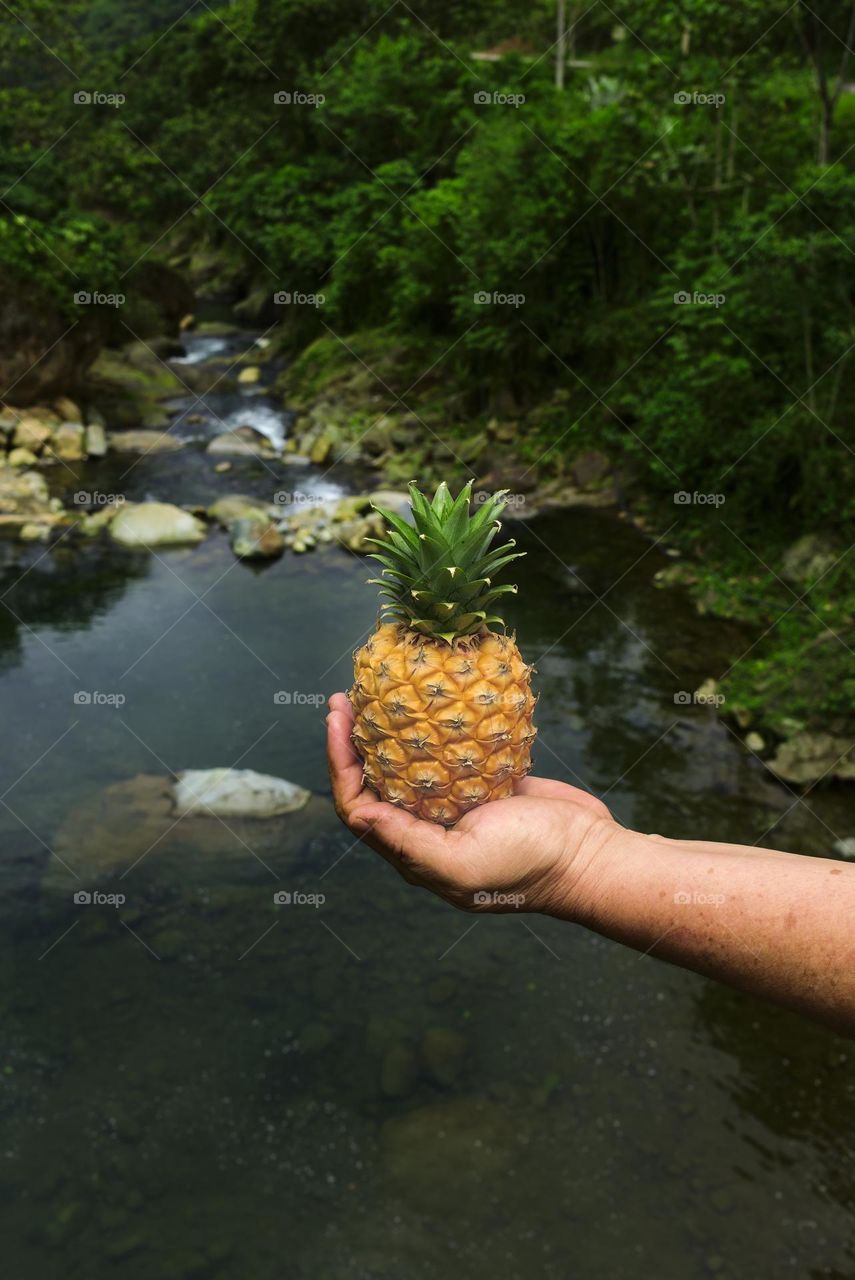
[358,801,460,878]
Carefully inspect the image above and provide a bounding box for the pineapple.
[349,481,537,825]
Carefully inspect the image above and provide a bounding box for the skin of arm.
[326,692,855,1036]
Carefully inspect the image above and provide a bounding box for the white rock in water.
[833,838,855,859]
[173,768,311,818]
[110,502,206,547]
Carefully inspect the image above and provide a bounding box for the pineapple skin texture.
[350,622,537,826]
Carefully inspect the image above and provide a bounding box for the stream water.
[1,328,853,1279]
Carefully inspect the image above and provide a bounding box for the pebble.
[427,975,458,1005]
[381,1043,418,1099]
[421,1027,466,1088]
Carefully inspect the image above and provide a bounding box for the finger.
[326,698,364,816]
[328,690,352,717]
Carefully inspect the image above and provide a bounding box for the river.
[0,326,853,1278]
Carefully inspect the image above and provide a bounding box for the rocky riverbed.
[2,315,850,789]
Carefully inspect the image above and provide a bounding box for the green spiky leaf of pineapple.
[366,481,524,644]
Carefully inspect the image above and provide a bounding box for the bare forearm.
[557,825,855,1034]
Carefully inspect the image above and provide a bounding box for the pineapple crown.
[366,480,524,644]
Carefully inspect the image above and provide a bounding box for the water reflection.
[1,336,853,1278]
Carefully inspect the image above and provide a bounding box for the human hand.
[326,691,619,917]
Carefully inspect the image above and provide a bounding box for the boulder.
[207,426,277,459]
[207,494,271,529]
[107,429,184,454]
[110,502,207,547]
[42,773,333,892]
[309,434,334,464]
[781,535,838,586]
[7,447,39,467]
[694,677,720,705]
[172,768,310,818]
[331,495,372,522]
[0,467,52,517]
[53,396,82,422]
[86,345,184,429]
[237,366,261,385]
[13,416,52,452]
[84,423,108,458]
[382,1096,512,1211]
[768,733,855,785]
[19,522,51,542]
[80,506,121,536]
[368,490,411,517]
[332,511,386,554]
[229,515,285,559]
[49,422,86,461]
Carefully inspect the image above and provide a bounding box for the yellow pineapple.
[349,481,537,825]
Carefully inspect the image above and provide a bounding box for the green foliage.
[0,214,126,312]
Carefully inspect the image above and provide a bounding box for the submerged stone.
[172,768,311,818]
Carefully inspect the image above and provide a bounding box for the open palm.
[326,692,615,915]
